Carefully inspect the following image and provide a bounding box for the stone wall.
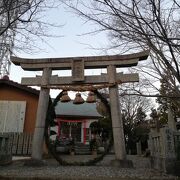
[148,126,180,175]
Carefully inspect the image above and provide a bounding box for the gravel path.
[0,156,179,180]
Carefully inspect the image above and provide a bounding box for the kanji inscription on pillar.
[72,59,84,82]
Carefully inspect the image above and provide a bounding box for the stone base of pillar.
[0,154,12,165]
[150,156,178,175]
[110,159,133,168]
[24,158,47,167]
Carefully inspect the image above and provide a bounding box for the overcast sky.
[10,4,109,83]
[9,4,111,97]
[9,4,152,99]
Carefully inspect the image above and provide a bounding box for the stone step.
[75,146,90,150]
[74,144,91,155]
[75,143,89,146]
[75,151,91,155]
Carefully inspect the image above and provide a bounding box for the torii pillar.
[108,65,132,167]
[31,68,52,160]
[108,66,126,159]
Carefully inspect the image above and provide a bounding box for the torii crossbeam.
[11,50,149,167]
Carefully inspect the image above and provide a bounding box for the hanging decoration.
[73,92,84,104]
[96,101,109,116]
[60,91,97,104]
[86,91,96,103]
[46,83,117,92]
[60,91,71,102]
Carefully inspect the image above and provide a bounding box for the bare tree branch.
[63,0,180,101]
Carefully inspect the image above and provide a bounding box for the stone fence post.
[148,127,176,174]
[136,142,142,156]
[0,134,12,165]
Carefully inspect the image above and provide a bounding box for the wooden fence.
[0,132,33,156]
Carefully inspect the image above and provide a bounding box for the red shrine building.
[54,101,102,144]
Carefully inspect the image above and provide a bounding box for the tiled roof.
[0,77,39,96]
[55,101,102,119]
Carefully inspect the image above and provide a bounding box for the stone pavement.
[0,155,179,180]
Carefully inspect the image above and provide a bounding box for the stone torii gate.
[11,50,149,166]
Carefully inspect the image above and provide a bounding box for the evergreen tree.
[156,76,180,125]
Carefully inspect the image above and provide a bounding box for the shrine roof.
[0,77,39,96]
[55,101,102,119]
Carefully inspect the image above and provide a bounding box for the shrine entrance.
[11,50,149,166]
[59,120,82,142]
